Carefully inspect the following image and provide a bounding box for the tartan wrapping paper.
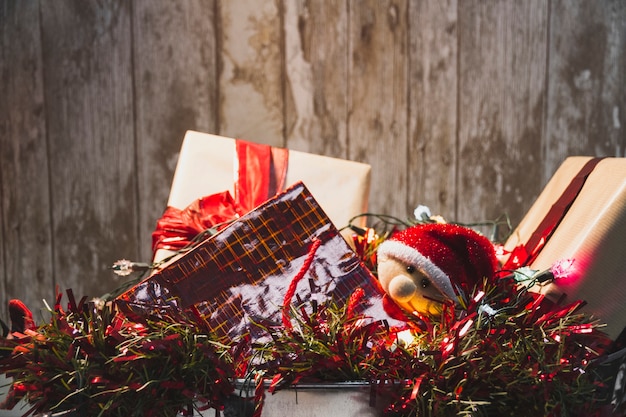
[116,182,393,340]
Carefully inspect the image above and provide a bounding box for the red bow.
[152,140,289,254]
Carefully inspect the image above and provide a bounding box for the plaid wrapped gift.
[116,182,394,340]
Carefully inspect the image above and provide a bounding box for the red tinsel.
[369,276,613,417]
[0,290,236,417]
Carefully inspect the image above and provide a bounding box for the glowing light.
[551,258,576,280]
[473,291,485,303]
[112,259,134,276]
[366,227,377,244]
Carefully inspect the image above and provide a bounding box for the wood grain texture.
[132,0,218,262]
[218,0,284,146]
[0,0,54,318]
[0,1,624,316]
[40,1,137,299]
[348,0,409,219]
[544,0,626,181]
[457,0,549,237]
[407,0,458,220]
[283,0,349,157]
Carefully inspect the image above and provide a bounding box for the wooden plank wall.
[1,0,624,320]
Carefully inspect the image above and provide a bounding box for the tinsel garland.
[250,288,391,391]
[0,213,619,417]
[368,279,613,417]
[0,290,236,417]
[0,281,612,417]
[241,227,615,417]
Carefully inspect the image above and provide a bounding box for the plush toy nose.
[388,274,417,303]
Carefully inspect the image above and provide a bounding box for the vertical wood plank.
[545,0,626,179]
[0,0,54,317]
[283,0,349,158]
[133,0,218,262]
[218,0,284,146]
[457,1,549,237]
[40,1,137,299]
[407,0,458,220]
[1,1,623,313]
[348,0,409,219]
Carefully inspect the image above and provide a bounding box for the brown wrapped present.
[503,157,626,339]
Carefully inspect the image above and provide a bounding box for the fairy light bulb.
[532,258,576,283]
[550,258,576,280]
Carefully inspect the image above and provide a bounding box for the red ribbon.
[503,157,603,270]
[152,140,289,253]
[235,141,289,210]
[281,239,322,329]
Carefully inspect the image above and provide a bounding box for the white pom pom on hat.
[377,223,499,301]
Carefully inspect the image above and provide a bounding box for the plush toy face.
[377,256,446,317]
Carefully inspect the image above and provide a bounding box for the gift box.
[117,182,395,341]
[153,130,371,262]
[503,156,626,339]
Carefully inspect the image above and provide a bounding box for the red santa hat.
[377,223,499,301]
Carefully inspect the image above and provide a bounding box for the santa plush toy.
[377,223,499,319]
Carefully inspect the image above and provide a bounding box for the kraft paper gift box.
[118,182,396,341]
[153,130,371,262]
[503,156,626,339]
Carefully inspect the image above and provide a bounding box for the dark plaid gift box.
[115,182,394,340]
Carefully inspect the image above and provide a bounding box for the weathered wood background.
[1,0,624,319]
